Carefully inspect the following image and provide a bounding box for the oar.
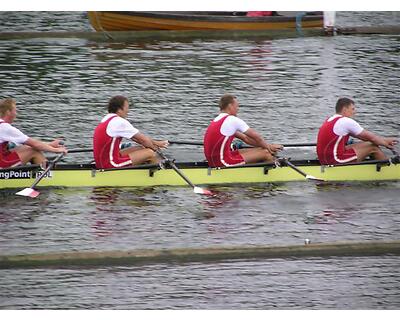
[168,140,316,148]
[68,148,93,153]
[168,140,203,146]
[156,150,213,195]
[16,153,65,198]
[234,142,316,149]
[65,142,316,152]
[279,158,324,182]
[44,148,92,155]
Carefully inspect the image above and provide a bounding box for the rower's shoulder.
[327,114,342,121]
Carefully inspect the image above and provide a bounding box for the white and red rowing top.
[0,119,29,145]
[203,113,249,167]
[0,119,28,168]
[317,114,363,165]
[93,114,139,169]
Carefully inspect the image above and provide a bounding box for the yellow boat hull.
[1,160,399,190]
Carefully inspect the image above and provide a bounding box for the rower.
[203,94,282,168]
[92,95,169,169]
[0,97,67,169]
[316,97,397,165]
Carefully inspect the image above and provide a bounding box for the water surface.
[0,11,399,309]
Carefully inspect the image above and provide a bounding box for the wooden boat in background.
[88,11,324,32]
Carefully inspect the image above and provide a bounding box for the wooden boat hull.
[1,159,399,190]
[88,11,324,32]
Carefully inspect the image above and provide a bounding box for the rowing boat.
[1,158,399,190]
[87,11,324,32]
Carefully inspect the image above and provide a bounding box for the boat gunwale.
[0,157,398,173]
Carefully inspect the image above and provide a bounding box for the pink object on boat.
[246,11,273,17]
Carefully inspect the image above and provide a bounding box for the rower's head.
[219,94,239,116]
[0,98,17,123]
[336,98,355,118]
[108,95,129,118]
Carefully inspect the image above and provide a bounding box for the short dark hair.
[219,94,236,111]
[335,98,355,113]
[108,95,128,113]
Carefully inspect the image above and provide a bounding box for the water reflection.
[90,187,123,206]
[198,190,235,219]
[88,187,157,237]
[198,183,287,219]
[244,41,273,73]
[314,181,398,191]
[304,208,355,225]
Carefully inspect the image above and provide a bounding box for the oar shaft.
[156,150,195,187]
[68,148,93,153]
[156,150,205,192]
[168,160,196,189]
[280,158,324,181]
[282,159,308,178]
[283,143,316,148]
[66,142,316,152]
[169,140,203,146]
[168,140,316,148]
[241,143,316,148]
[30,153,64,189]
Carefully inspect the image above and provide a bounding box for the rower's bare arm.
[131,132,157,150]
[241,128,269,149]
[25,138,67,153]
[355,130,398,149]
[235,131,258,146]
[239,129,283,154]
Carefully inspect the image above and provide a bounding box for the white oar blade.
[193,186,213,195]
[305,175,324,182]
[16,188,40,198]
